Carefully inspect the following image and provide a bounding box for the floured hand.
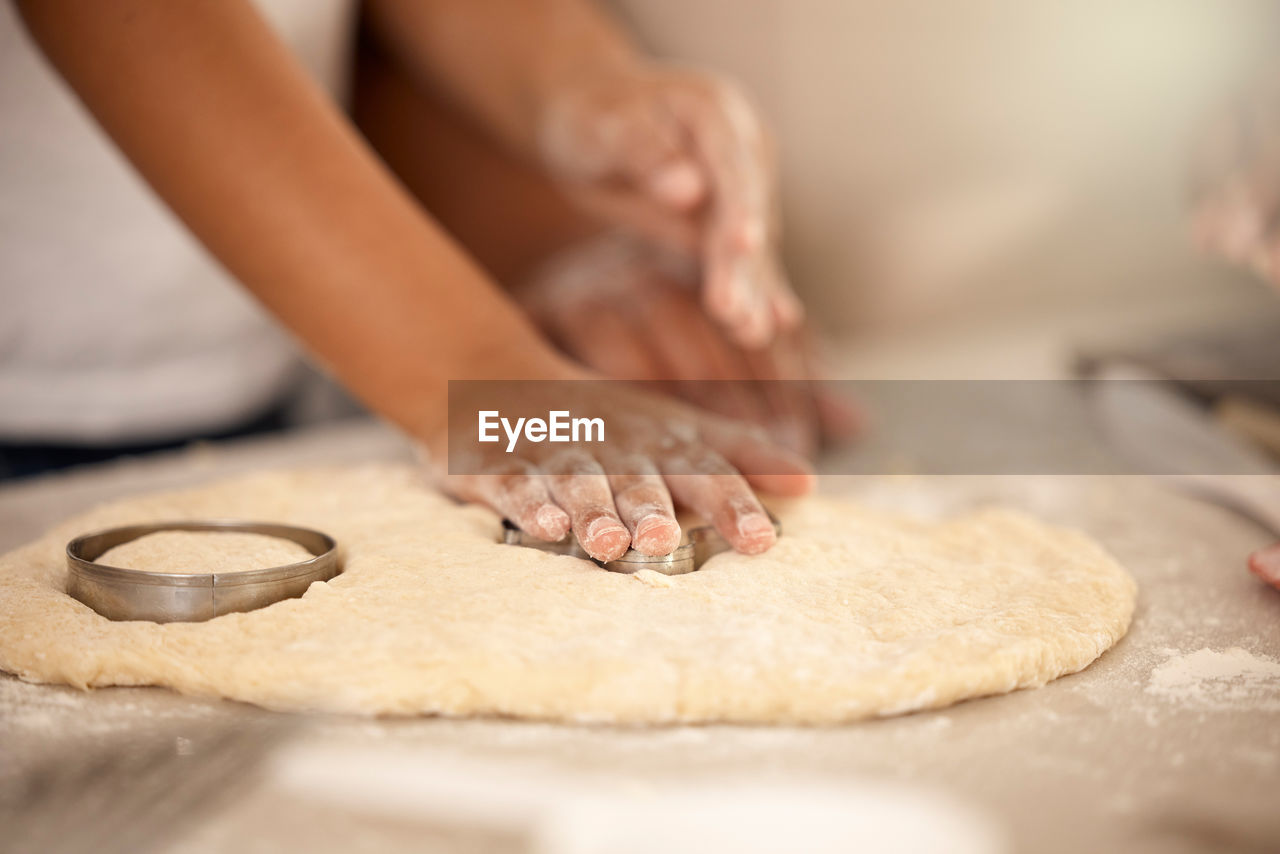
[538,65,800,347]
[517,232,861,457]
[428,376,812,561]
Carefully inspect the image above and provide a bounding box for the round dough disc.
[0,466,1136,724]
[98,530,313,574]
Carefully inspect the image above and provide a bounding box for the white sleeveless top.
[0,0,356,443]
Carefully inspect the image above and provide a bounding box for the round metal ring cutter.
[67,521,339,623]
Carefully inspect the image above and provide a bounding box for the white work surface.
[1,417,1278,854]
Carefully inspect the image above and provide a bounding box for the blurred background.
[605,0,1280,377]
[4,0,1280,474]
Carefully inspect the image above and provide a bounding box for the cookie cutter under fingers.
[501,511,781,576]
[66,521,339,623]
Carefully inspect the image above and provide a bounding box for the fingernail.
[634,513,667,539]
[737,513,773,538]
[633,513,681,555]
[584,515,630,560]
[735,513,776,554]
[536,504,570,540]
[587,515,625,537]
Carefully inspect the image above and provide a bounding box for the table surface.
[1,417,1278,854]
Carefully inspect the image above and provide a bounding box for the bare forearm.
[363,0,639,154]
[17,0,565,440]
[352,45,600,287]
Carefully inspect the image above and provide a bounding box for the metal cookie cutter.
[67,521,339,623]
[502,511,780,576]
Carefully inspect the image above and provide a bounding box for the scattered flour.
[1146,648,1280,711]
[632,569,675,589]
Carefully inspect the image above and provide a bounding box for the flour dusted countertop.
[1,417,1277,853]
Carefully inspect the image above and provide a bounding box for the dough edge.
[0,465,1137,725]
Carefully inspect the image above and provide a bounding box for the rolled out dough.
[0,466,1136,724]
[98,531,312,574]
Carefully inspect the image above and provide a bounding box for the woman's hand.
[428,372,814,561]
[516,233,861,458]
[1190,72,1280,288]
[538,65,801,348]
[362,3,800,341]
